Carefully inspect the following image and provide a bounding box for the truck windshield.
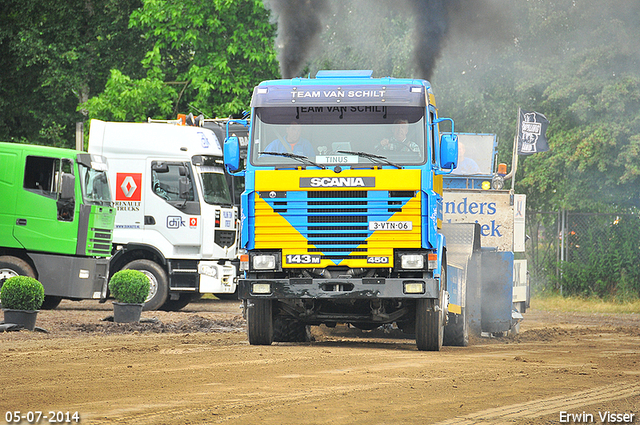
[250,106,426,167]
[79,164,112,205]
[198,166,233,207]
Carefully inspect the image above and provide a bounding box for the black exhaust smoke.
[266,0,331,78]
[408,0,450,80]
[265,0,505,80]
[410,0,504,80]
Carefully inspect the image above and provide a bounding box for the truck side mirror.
[60,172,75,199]
[440,133,458,170]
[178,176,190,200]
[224,136,240,172]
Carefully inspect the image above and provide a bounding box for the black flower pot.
[2,309,39,331]
[112,302,144,323]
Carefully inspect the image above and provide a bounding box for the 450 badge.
[367,256,389,264]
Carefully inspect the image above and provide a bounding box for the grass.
[532,293,640,314]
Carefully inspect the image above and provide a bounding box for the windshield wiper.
[259,151,326,169]
[337,150,402,169]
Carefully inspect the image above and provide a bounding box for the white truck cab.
[88,120,237,310]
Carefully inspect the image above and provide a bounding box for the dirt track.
[1,299,639,425]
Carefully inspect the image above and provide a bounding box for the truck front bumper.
[239,277,439,300]
[198,261,237,294]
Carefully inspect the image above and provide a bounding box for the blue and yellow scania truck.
[224,70,466,351]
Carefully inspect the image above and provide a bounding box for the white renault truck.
[88,120,238,310]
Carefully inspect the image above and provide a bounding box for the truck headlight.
[404,282,425,294]
[401,254,425,269]
[198,264,218,278]
[253,254,276,270]
[252,283,271,294]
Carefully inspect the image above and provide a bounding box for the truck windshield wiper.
[259,151,326,169]
[337,150,402,169]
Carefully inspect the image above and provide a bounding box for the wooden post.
[75,122,84,151]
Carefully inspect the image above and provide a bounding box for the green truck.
[0,142,116,309]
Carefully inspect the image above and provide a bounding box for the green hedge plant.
[109,270,150,304]
[0,276,45,311]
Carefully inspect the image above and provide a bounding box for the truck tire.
[123,259,168,311]
[40,296,62,310]
[160,293,195,311]
[416,258,446,351]
[444,309,469,346]
[0,256,37,309]
[273,316,310,342]
[247,299,273,345]
[0,257,62,310]
[0,256,36,284]
[415,298,444,351]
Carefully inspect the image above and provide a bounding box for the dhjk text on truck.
[88,121,238,311]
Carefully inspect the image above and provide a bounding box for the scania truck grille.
[255,190,420,264]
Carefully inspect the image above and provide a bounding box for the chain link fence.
[526,211,640,298]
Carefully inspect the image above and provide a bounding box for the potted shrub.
[1,276,45,331]
[108,269,150,323]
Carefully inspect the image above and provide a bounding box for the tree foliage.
[427,0,640,213]
[84,0,280,121]
[0,0,149,147]
[81,70,176,122]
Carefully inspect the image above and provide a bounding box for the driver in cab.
[264,122,315,158]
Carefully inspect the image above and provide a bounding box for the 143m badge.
[286,254,321,264]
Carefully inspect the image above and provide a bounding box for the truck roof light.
[497,163,507,176]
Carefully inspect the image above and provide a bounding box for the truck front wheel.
[0,257,36,307]
[0,256,63,310]
[0,256,35,283]
[123,259,168,311]
[247,299,274,345]
[415,297,444,351]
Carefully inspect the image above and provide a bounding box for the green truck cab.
[0,142,115,309]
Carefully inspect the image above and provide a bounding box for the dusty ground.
[1,298,639,425]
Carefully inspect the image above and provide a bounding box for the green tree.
[84,0,280,121]
[0,0,149,147]
[430,0,640,212]
[515,1,640,211]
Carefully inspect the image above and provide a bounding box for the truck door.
[144,160,202,249]
[14,156,78,255]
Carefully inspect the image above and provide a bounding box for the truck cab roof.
[87,119,223,159]
[251,70,434,108]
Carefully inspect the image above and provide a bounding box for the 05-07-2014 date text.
[5,411,80,424]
